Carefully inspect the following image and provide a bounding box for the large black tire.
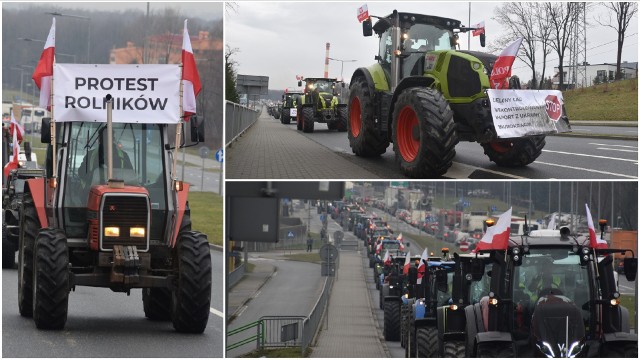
[481,136,546,167]
[172,231,212,333]
[476,342,514,358]
[3,223,15,269]
[296,106,303,130]
[143,288,172,321]
[416,326,438,358]
[336,105,347,132]
[18,194,39,317]
[33,228,69,330]
[348,78,389,156]
[302,106,315,133]
[392,87,458,178]
[379,289,384,310]
[384,300,401,341]
[282,113,290,125]
[601,342,638,358]
[443,340,466,358]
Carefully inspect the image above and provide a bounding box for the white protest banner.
[487,89,571,138]
[53,64,181,123]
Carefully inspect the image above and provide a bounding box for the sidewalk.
[227,260,276,323]
[226,111,378,179]
[310,250,387,358]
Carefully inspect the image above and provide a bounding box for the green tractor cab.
[349,10,571,177]
[280,91,304,125]
[296,77,348,133]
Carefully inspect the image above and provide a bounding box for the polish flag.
[489,37,523,89]
[472,21,485,36]
[9,112,24,144]
[32,18,55,110]
[3,126,20,178]
[182,19,202,119]
[375,241,382,254]
[474,208,512,252]
[416,248,429,284]
[585,204,608,249]
[383,250,391,266]
[403,251,411,275]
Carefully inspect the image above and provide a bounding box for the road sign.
[545,95,562,121]
[199,146,210,159]
[287,231,295,238]
[491,205,497,212]
[463,201,470,207]
[319,244,338,262]
[459,241,469,252]
[215,148,224,163]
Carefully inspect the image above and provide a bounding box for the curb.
[227,263,278,325]
[363,250,393,358]
[209,243,223,252]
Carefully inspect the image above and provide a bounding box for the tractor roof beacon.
[296,77,348,133]
[18,66,211,333]
[349,10,571,178]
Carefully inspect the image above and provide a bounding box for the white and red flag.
[397,233,403,242]
[375,241,382,254]
[3,125,20,178]
[181,19,202,119]
[383,250,391,266]
[357,4,369,23]
[32,18,55,110]
[9,112,24,144]
[489,37,523,89]
[416,248,428,284]
[474,208,512,252]
[585,204,608,249]
[402,251,411,275]
[472,21,485,36]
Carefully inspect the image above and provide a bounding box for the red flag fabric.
[472,21,485,36]
[489,37,523,89]
[383,250,391,266]
[182,19,202,119]
[403,251,411,275]
[585,204,608,249]
[375,241,382,254]
[474,208,512,252]
[10,112,24,144]
[416,248,428,284]
[3,127,20,177]
[32,18,55,110]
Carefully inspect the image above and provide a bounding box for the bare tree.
[595,2,638,80]
[533,3,554,89]
[545,2,580,90]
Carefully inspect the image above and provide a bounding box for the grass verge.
[188,191,222,246]
[563,78,637,121]
[283,253,322,264]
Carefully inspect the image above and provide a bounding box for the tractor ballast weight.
[296,77,348,133]
[348,10,570,178]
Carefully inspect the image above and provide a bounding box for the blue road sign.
[491,205,497,212]
[215,148,224,163]
[287,231,295,238]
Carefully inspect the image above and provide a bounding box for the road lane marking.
[253,290,262,299]
[535,161,637,178]
[619,285,634,291]
[596,147,638,153]
[589,143,638,149]
[541,149,638,162]
[210,307,224,318]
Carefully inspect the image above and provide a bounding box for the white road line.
[253,290,262,299]
[619,285,634,291]
[541,149,638,162]
[272,271,278,277]
[210,307,224,318]
[589,143,638,149]
[596,147,638,153]
[534,161,637,179]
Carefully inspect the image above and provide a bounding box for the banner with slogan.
[53,64,181,123]
[487,89,572,138]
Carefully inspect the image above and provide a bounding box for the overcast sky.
[227,1,638,90]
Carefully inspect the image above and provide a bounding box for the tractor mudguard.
[384,295,404,303]
[170,182,190,247]
[475,330,513,345]
[414,317,436,329]
[442,331,466,343]
[619,305,631,333]
[602,332,637,343]
[25,178,48,228]
[350,65,386,94]
[438,305,467,338]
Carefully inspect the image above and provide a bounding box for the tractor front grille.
[447,55,481,98]
[100,194,149,251]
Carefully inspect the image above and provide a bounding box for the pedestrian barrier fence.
[225,101,259,146]
[228,262,245,288]
[226,320,264,351]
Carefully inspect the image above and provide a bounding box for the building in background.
[553,61,638,89]
[109,31,222,64]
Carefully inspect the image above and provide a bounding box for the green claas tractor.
[348,10,570,177]
[280,91,303,125]
[296,77,348,133]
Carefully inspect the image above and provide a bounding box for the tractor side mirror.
[41,117,51,144]
[362,18,373,37]
[298,80,302,87]
[624,258,637,282]
[342,82,345,88]
[190,115,205,143]
[405,242,410,247]
[480,33,486,47]
[23,141,32,162]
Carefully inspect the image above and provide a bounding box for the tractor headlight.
[104,227,120,237]
[130,227,146,238]
[536,341,556,358]
[582,247,590,255]
[567,340,584,358]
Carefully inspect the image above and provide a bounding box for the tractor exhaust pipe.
[105,94,123,189]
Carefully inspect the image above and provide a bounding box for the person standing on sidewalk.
[306,234,313,252]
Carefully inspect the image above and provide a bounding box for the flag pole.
[50,58,56,188]
[174,64,183,187]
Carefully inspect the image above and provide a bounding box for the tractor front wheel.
[384,300,401,341]
[3,224,15,269]
[348,78,388,156]
[296,107,303,130]
[302,107,315,133]
[33,228,69,330]
[336,105,347,132]
[392,87,458,178]
[143,288,172,321]
[18,194,39,317]
[282,113,290,125]
[172,231,212,333]
[481,135,545,167]
[416,326,438,358]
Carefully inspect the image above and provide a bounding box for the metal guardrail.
[226,319,264,352]
[302,276,334,354]
[225,101,259,146]
[228,263,245,288]
[260,316,306,349]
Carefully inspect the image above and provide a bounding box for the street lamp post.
[46,11,91,63]
[10,67,26,96]
[327,57,357,82]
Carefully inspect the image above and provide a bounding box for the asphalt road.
[2,250,224,358]
[276,120,637,179]
[226,255,324,358]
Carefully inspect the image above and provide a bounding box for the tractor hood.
[457,50,498,77]
[531,294,586,358]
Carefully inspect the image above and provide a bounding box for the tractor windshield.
[402,23,454,78]
[308,80,334,94]
[62,122,167,238]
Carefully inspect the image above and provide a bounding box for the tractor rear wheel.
[18,194,39,317]
[416,326,438,358]
[384,300,401,341]
[444,340,466,358]
[296,107,303,130]
[348,78,388,156]
[282,113,290,125]
[143,288,172,321]
[33,228,69,330]
[336,106,347,132]
[302,107,315,133]
[392,87,458,178]
[3,224,15,269]
[172,231,212,333]
[481,136,545,167]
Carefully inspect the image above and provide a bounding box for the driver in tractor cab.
[78,127,133,191]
